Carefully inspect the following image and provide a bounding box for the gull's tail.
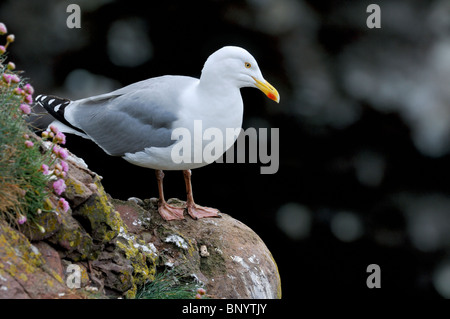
[30,94,88,138]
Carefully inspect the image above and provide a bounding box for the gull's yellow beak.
[253,77,280,103]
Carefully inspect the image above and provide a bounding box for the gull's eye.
[245,62,251,68]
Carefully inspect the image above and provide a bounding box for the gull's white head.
[200,46,280,103]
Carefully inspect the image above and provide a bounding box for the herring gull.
[35,46,280,221]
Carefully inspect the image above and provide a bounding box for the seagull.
[35,46,280,221]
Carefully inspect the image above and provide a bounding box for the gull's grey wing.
[68,75,195,156]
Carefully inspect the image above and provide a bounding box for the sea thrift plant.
[7,62,15,70]
[0,23,7,35]
[19,103,31,114]
[58,197,70,213]
[17,214,27,225]
[135,268,209,299]
[52,178,66,196]
[40,164,50,175]
[0,21,71,230]
[24,140,34,148]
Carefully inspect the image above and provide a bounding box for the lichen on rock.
[0,220,69,298]
[72,176,122,243]
[47,206,94,261]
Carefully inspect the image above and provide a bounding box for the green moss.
[18,209,60,241]
[125,283,137,299]
[198,243,226,278]
[48,207,94,261]
[74,177,123,243]
[115,232,157,298]
[65,177,87,196]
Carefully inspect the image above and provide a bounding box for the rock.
[68,177,157,298]
[18,198,62,241]
[0,221,71,298]
[72,176,123,243]
[34,242,64,279]
[47,205,95,261]
[200,245,210,257]
[64,171,93,208]
[114,200,146,234]
[92,250,134,294]
[113,198,282,299]
[104,200,157,297]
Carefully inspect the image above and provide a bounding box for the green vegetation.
[135,268,207,299]
[0,22,69,232]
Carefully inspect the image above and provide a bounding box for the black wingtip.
[35,94,85,134]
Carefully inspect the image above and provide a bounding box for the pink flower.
[52,145,61,156]
[24,94,33,104]
[0,46,5,55]
[17,214,27,225]
[60,160,69,173]
[55,131,66,145]
[50,125,59,134]
[52,145,68,159]
[58,197,70,213]
[7,62,15,70]
[2,73,19,84]
[14,88,24,95]
[19,103,31,115]
[0,23,7,35]
[54,163,66,178]
[52,179,66,195]
[10,74,20,83]
[2,73,11,83]
[40,164,49,175]
[24,140,34,148]
[197,288,206,295]
[58,148,68,159]
[23,84,34,95]
[6,34,14,43]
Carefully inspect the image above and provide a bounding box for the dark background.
[2,0,450,299]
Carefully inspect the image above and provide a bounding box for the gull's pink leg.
[155,170,185,220]
[183,169,221,220]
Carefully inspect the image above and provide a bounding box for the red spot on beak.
[268,92,277,101]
